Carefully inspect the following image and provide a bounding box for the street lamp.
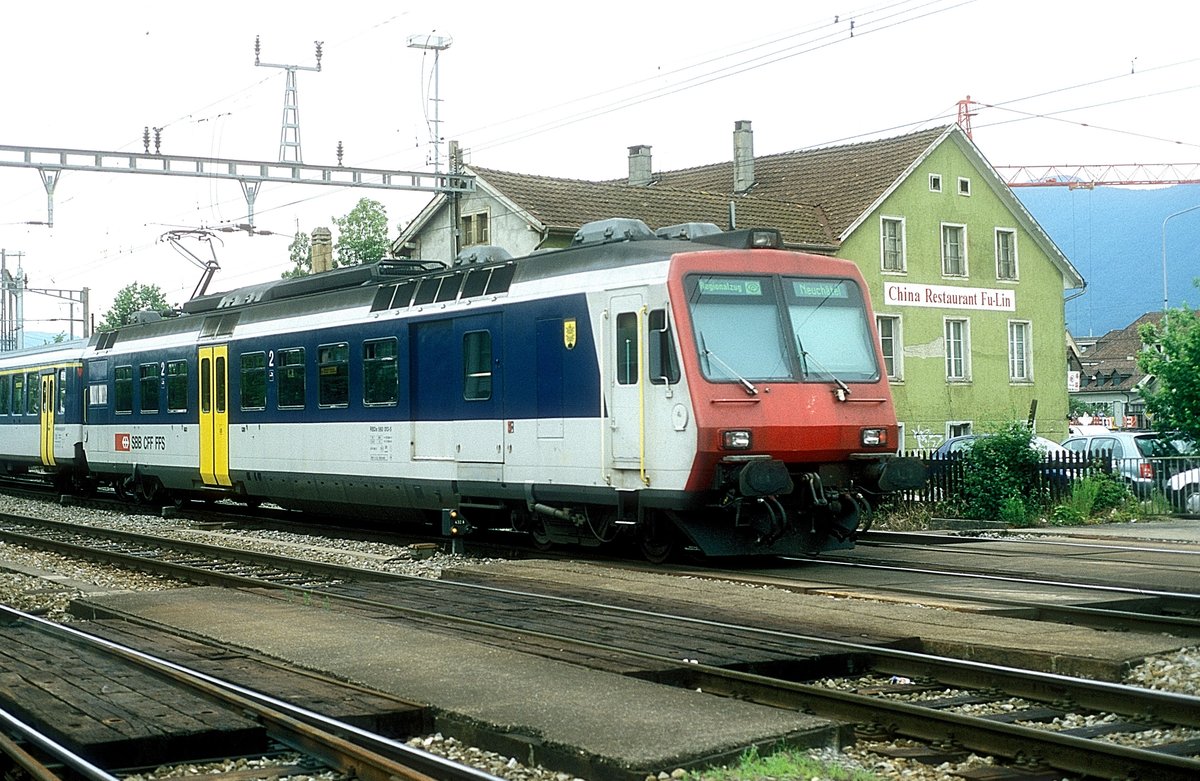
[1161,203,1200,313]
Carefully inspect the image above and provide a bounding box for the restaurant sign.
[884,282,1015,311]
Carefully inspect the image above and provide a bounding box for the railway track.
[0,603,499,781]
[2,509,1199,779]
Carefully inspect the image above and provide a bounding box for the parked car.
[1166,468,1200,514]
[929,434,1073,488]
[933,434,1067,458]
[1059,430,1182,497]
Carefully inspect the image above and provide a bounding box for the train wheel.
[637,516,676,564]
[529,517,554,551]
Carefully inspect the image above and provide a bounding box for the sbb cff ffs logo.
[114,433,168,451]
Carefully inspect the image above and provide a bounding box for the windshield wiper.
[700,333,757,395]
[796,334,851,400]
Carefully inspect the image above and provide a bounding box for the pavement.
[74,586,839,781]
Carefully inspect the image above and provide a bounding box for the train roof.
[81,219,850,354]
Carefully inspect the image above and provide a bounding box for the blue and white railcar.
[73,218,923,558]
[0,339,88,485]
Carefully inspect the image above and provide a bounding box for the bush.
[1090,472,1134,512]
[1051,504,1086,526]
[960,422,1042,521]
[999,495,1032,527]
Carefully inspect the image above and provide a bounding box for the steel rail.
[0,604,499,781]
[0,704,119,781]
[6,511,1200,778]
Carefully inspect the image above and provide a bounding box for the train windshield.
[685,274,879,384]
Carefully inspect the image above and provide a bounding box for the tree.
[282,229,312,279]
[332,197,390,267]
[1137,290,1200,444]
[99,282,170,331]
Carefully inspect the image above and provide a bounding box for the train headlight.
[722,430,752,450]
[861,428,888,447]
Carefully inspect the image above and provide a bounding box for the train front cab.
[662,231,926,557]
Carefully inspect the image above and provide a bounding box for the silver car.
[1060,431,1181,497]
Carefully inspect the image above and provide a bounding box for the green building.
[394,124,1084,450]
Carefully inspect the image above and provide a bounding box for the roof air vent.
[454,245,514,266]
[572,217,655,246]
[655,222,722,241]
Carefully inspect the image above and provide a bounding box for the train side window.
[363,338,398,406]
[0,374,9,415]
[166,360,188,412]
[615,312,638,385]
[648,308,680,385]
[114,366,133,414]
[463,330,492,401]
[240,352,267,410]
[11,373,24,415]
[412,278,440,306]
[318,342,349,408]
[460,268,489,299]
[277,348,306,409]
[140,363,159,413]
[484,264,514,295]
[25,372,39,415]
[58,369,68,415]
[435,275,464,302]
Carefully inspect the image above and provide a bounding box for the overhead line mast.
[254,36,323,164]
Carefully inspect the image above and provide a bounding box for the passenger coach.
[8,219,925,559]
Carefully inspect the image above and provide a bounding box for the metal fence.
[897,450,1200,516]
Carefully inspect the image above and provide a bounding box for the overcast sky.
[2,0,1198,335]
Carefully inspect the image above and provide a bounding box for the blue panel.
[536,318,564,420]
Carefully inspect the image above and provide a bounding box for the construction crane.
[994,163,1200,189]
[953,96,1200,188]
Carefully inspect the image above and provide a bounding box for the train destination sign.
[884,282,1015,311]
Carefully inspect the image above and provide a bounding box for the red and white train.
[0,218,925,559]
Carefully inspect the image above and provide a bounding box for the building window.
[277,348,306,409]
[363,338,399,406]
[929,174,942,192]
[995,228,1018,280]
[947,421,973,438]
[877,315,902,380]
[880,217,905,272]
[318,342,349,408]
[944,318,969,381]
[941,223,967,276]
[463,331,492,400]
[461,211,490,247]
[958,177,971,196]
[240,352,267,410]
[1008,320,1032,382]
[0,374,8,415]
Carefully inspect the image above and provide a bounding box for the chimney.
[311,226,333,273]
[628,144,653,186]
[733,120,755,194]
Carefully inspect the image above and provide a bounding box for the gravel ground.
[2,495,1198,781]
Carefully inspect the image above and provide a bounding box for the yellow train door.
[198,345,231,486]
[39,372,56,466]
